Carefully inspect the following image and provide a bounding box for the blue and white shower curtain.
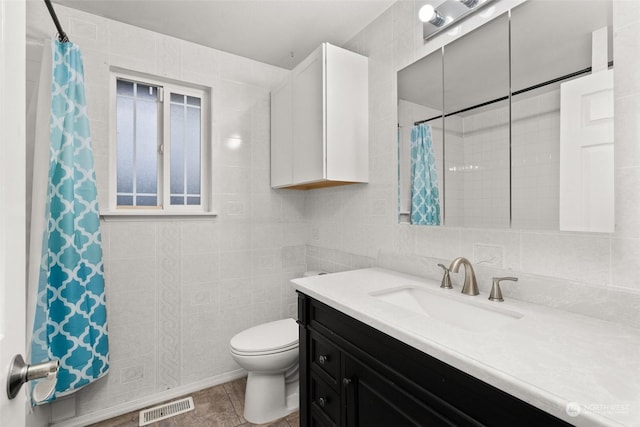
[410,123,441,225]
[29,39,109,404]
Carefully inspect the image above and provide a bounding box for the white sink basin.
[371,286,523,332]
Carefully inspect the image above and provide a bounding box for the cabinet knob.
[342,378,352,386]
[318,355,328,365]
[318,397,327,408]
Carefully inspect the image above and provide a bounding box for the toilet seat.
[230,342,298,357]
[230,318,298,356]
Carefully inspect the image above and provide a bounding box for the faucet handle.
[488,277,518,302]
[437,264,453,289]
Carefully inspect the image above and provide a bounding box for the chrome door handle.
[6,354,59,399]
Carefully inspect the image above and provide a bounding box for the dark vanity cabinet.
[297,293,572,427]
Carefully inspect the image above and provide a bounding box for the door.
[0,0,27,425]
[559,69,614,232]
[343,356,454,427]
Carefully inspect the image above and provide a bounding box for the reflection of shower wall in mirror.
[443,116,463,226]
[454,89,560,230]
[458,102,510,229]
[512,89,561,230]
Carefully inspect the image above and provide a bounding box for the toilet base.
[243,372,299,424]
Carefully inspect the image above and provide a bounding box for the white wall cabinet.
[271,43,368,189]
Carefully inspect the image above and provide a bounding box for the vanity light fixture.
[422,0,496,41]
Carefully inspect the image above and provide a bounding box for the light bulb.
[419,4,446,27]
[419,4,436,22]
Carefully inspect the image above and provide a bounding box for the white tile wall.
[305,0,640,329]
[25,2,308,422]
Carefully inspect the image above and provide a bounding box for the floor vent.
[139,396,194,426]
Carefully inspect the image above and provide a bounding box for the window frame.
[106,69,214,217]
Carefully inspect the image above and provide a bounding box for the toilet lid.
[230,318,298,354]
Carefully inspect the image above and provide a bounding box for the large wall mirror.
[398,0,614,232]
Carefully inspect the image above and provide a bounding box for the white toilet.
[230,318,299,424]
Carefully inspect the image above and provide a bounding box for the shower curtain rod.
[413,61,614,126]
[44,0,69,43]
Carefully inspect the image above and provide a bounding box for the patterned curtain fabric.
[410,124,441,225]
[30,40,109,404]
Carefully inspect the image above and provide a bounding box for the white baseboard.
[50,369,247,427]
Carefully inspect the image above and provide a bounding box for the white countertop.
[291,268,640,427]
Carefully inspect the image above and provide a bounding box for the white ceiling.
[53,0,395,69]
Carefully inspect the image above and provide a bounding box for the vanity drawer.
[310,332,340,384]
[310,374,340,426]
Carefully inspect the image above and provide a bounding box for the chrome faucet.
[449,257,479,296]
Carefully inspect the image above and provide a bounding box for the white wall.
[306,0,640,329]
[25,2,307,424]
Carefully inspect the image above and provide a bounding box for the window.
[109,71,211,214]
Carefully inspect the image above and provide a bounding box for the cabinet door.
[293,45,324,184]
[271,76,293,187]
[344,356,456,427]
[325,43,368,183]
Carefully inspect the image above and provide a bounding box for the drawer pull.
[318,397,327,408]
[318,355,329,365]
[343,377,352,386]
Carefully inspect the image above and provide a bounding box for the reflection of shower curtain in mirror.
[410,124,440,225]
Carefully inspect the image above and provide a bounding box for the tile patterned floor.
[88,377,299,427]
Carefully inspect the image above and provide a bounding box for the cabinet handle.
[342,377,352,387]
[318,355,328,365]
[318,397,327,408]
